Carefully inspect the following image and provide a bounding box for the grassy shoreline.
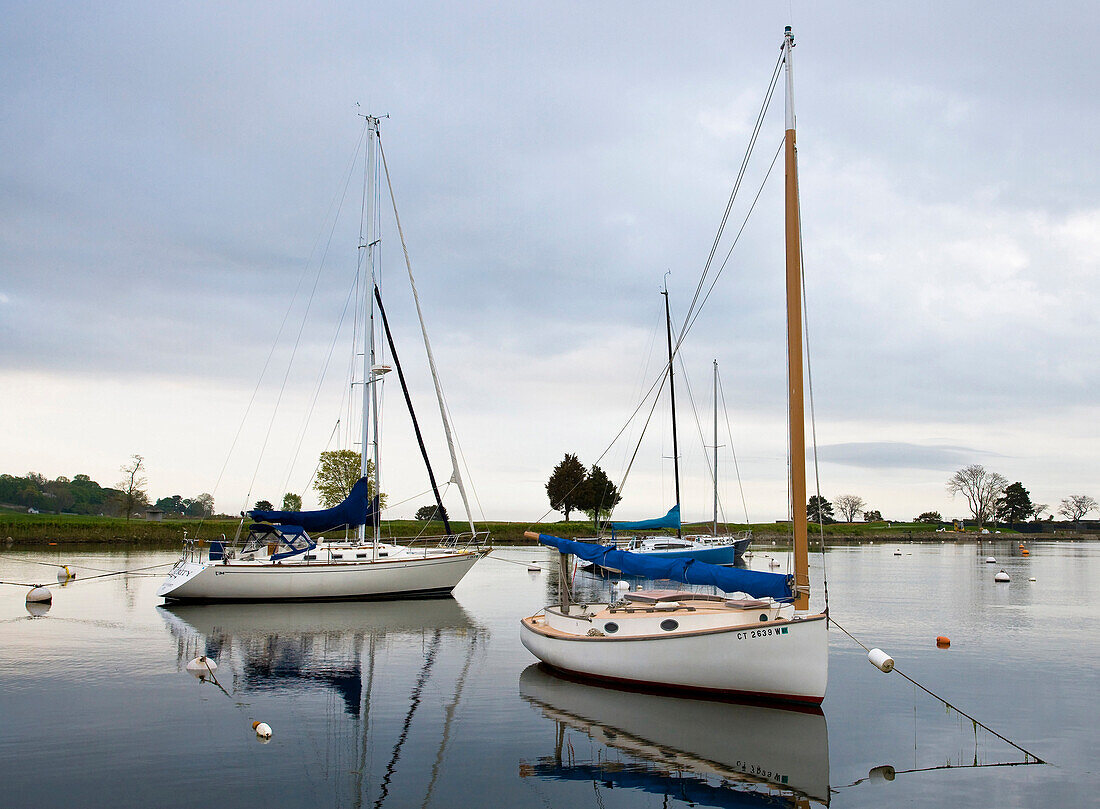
[1,511,1094,547]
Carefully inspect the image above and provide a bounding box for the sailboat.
[604,295,750,567]
[519,27,829,703]
[157,115,486,602]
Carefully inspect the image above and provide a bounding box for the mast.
[360,115,380,546]
[662,287,682,539]
[783,26,810,610]
[713,359,719,536]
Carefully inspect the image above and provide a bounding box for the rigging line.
[799,202,830,605]
[244,126,369,511]
[680,137,785,342]
[681,52,784,344]
[210,124,367,517]
[282,256,364,494]
[372,629,442,809]
[378,135,476,535]
[302,419,342,496]
[672,337,720,524]
[829,617,1047,764]
[716,367,751,525]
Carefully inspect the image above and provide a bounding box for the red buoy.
[936,636,951,647]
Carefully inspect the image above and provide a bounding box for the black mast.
[662,287,682,538]
[373,285,452,536]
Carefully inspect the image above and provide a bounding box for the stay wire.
[829,616,1046,764]
[716,367,752,525]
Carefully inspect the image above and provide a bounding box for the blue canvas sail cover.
[535,533,792,601]
[609,505,680,531]
[248,477,379,534]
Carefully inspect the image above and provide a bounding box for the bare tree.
[946,465,1008,527]
[834,494,865,523]
[117,454,148,520]
[1058,495,1097,523]
[1031,503,1049,521]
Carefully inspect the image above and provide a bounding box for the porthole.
[603,622,620,634]
[759,613,769,622]
[660,619,679,631]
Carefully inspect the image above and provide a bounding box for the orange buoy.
[936,636,951,647]
[1022,549,1030,555]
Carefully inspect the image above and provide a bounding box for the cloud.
[815,442,998,471]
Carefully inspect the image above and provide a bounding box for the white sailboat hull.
[157,551,481,602]
[520,611,828,704]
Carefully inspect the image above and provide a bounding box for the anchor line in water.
[829,617,1046,764]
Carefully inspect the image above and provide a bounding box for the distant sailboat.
[158,115,486,602]
[520,27,829,703]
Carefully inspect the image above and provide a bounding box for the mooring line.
[488,551,551,571]
[829,616,1046,764]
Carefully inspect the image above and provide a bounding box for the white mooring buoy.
[252,721,273,739]
[995,569,1010,582]
[1029,577,1036,582]
[186,656,218,680]
[612,580,630,591]
[868,765,896,781]
[56,565,75,582]
[893,549,901,556]
[25,586,52,603]
[527,564,541,572]
[25,601,50,617]
[867,648,895,673]
[985,556,997,563]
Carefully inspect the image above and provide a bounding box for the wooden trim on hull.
[522,611,827,642]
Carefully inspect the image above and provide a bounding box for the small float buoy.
[893,549,901,555]
[1021,549,1029,555]
[1029,577,1036,582]
[867,648,895,673]
[868,765,896,781]
[635,585,644,591]
[26,586,52,603]
[527,564,541,572]
[743,551,753,559]
[252,721,273,739]
[985,557,996,563]
[994,569,1010,582]
[186,656,218,680]
[56,565,75,582]
[936,636,950,647]
[768,558,781,568]
[612,580,629,590]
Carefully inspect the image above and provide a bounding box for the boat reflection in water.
[159,598,480,715]
[519,664,830,808]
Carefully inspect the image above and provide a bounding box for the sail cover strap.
[535,533,792,600]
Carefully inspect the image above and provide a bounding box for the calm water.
[1,540,1096,808]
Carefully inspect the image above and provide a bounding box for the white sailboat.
[158,115,486,602]
[520,27,829,704]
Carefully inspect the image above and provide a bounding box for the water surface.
[0,539,1095,807]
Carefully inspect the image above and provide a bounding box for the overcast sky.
[2,2,1097,525]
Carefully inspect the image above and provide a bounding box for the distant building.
[145,508,165,522]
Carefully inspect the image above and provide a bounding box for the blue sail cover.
[536,533,792,601]
[248,477,378,534]
[610,505,680,531]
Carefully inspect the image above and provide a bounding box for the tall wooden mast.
[783,26,810,611]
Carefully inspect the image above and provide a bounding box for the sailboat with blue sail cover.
[157,115,486,602]
[520,27,827,703]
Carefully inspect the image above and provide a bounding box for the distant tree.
[545,453,587,521]
[1031,503,1049,521]
[155,495,187,516]
[577,464,622,529]
[313,450,384,509]
[863,509,883,522]
[188,493,215,518]
[281,493,303,512]
[415,504,450,522]
[834,494,865,522]
[1058,495,1097,524]
[116,454,148,520]
[253,499,275,512]
[995,482,1034,525]
[946,465,1007,527]
[807,495,834,524]
[915,511,943,524]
